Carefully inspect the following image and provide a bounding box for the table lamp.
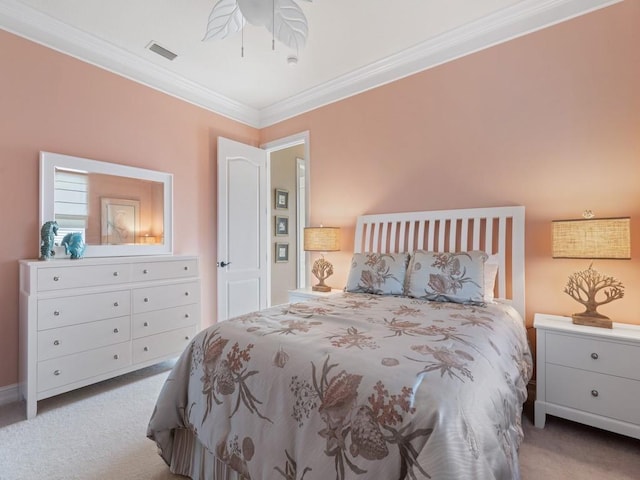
[552,212,630,328]
[304,226,340,292]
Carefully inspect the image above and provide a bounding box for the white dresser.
[534,313,640,439]
[19,255,200,418]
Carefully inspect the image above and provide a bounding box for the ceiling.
[0,0,619,127]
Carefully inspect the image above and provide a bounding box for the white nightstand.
[288,287,342,303]
[534,313,640,439]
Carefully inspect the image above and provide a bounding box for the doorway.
[262,132,310,306]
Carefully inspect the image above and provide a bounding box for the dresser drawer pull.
[53,340,60,346]
[54,310,60,316]
[53,276,60,282]
[185,313,190,319]
[144,346,149,352]
[114,354,119,360]
[113,328,119,334]
[113,301,119,307]
[113,271,119,277]
[184,266,189,271]
[144,297,149,303]
[591,352,599,360]
[54,370,61,376]
[143,269,149,274]
[185,336,190,341]
[144,321,149,327]
[185,291,190,296]
[591,389,599,397]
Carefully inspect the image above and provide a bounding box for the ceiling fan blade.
[267,0,309,50]
[203,0,245,41]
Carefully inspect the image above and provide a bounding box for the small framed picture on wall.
[275,242,289,262]
[275,215,289,236]
[275,188,289,209]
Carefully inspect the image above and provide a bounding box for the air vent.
[147,42,177,61]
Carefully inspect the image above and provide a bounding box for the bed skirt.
[169,428,246,480]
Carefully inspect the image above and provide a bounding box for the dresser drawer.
[546,363,640,425]
[546,332,640,381]
[131,258,198,282]
[132,281,200,314]
[38,316,131,361]
[132,326,195,363]
[132,303,199,339]
[37,264,131,291]
[37,342,132,393]
[38,290,130,330]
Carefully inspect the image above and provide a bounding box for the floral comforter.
[148,293,532,480]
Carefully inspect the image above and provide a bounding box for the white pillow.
[345,252,409,295]
[484,254,499,303]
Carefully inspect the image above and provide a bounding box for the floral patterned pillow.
[405,250,489,305]
[345,252,410,295]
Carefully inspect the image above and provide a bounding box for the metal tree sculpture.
[564,264,625,319]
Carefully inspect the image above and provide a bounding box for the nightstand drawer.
[546,332,640,381]
[546,363,640,425]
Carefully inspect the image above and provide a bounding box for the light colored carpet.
[1,362,639,480]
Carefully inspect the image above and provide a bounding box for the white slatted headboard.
[354,206,525,318]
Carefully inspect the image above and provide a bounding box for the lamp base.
[572,314,612,329]
[312,284,331,292]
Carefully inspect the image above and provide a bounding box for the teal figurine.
[39,221,59,260]
[61,232,86,259]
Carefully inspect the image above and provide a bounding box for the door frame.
[261,131,310,294]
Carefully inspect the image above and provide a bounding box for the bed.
[148,206,533,480]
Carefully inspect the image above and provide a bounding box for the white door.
[217,137,268,321]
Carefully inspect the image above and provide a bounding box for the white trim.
[0,0,620,128]
[0,383,19,406]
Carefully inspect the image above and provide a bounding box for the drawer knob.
[591,389,599,397]
[184,266,189,271]
[184,291,190,296]
[53,340,60,346]
[113,271,119,277]
[143,269,149,274]
[113,301,119,307]
[185,313,190,319]
[185,336,190,341]
[144,346,149,352]
[53,276,60,282]
[144,297,149,303]
[590,352,599,360]
[144,321,149,327]
[113,328,119,334]
[54,370,61,376]
[54,310,60,316]
[114,354,119,360]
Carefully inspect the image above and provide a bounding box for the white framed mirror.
[40,151,173,257]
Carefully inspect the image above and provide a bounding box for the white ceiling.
[0,0,619,127]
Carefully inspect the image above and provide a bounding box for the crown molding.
[259,0,621,127]
[0,0,260,127]
[1,0,621,129]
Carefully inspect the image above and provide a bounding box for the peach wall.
[261,1,640,332]
[0,30,258,389]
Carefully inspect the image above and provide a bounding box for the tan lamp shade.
[552,217,630,259]
[304,227,340,252]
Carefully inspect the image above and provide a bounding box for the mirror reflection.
[54,169,165,246]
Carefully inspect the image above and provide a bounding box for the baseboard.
[0,383,20,406]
